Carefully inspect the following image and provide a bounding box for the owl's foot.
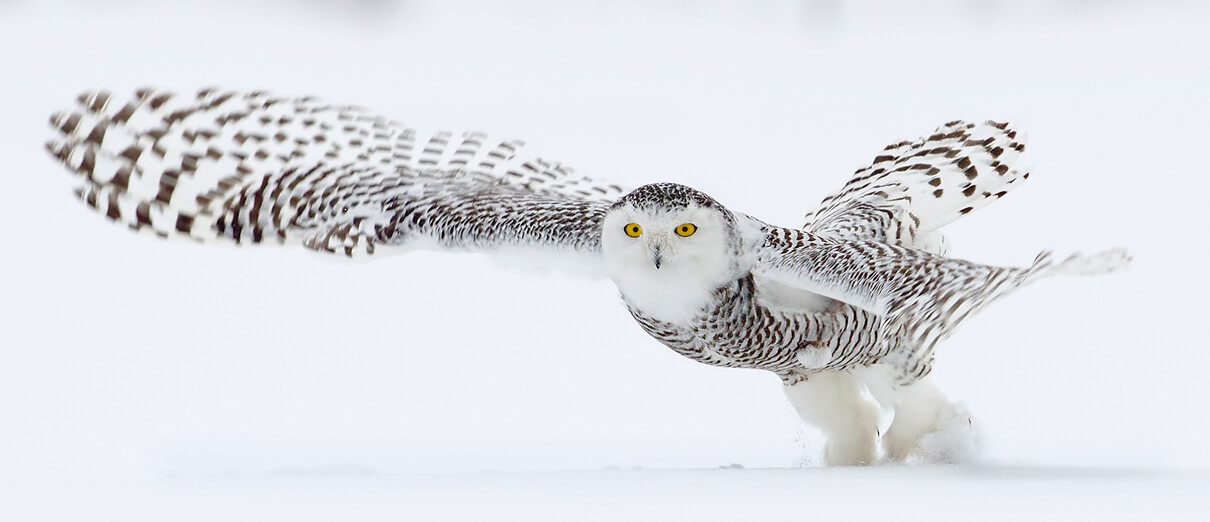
[783,371,880,466]
[882,400,983,464]
[823,424,879,466]
[858,367,983,465]
[914,402,983,464]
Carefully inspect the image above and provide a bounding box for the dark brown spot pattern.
[803,119,1031,257]
[45,91,1119,389]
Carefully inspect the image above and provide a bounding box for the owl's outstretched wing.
[749,221,1129,381]
[803,120,1029,255]
[46,88,625,265]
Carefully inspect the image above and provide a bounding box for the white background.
[2,1,1207,520]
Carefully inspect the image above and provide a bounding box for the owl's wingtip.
[45,139,65,158]
[75,90,112,112]
[1058,248,1133,276]
[48,111,83,135]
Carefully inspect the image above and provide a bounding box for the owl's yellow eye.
[675,223,697,237]
[624,223,643,238]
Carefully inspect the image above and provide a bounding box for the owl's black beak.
[652,245,664,269]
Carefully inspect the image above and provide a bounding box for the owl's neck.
[611,263,737,324]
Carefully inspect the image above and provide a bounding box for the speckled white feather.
[44,89,1131,467]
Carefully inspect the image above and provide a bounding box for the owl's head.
[601,183,744,321]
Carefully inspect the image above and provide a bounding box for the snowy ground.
[8,467,1210,521]
[2,1,1209,520]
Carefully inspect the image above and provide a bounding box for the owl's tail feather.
[887,247,1131,383]
[1024,249,1133,279]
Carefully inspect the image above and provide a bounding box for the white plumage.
[45,88,1130,466]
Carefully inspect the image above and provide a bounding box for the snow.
[2,0,1209,520]
[8,467,1210,521]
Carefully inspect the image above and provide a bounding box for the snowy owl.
[45,89,1129,466]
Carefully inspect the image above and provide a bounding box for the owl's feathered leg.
[860,366,982,464]
[783,371,881,466]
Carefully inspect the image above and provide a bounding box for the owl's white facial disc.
[601,185,739,324]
